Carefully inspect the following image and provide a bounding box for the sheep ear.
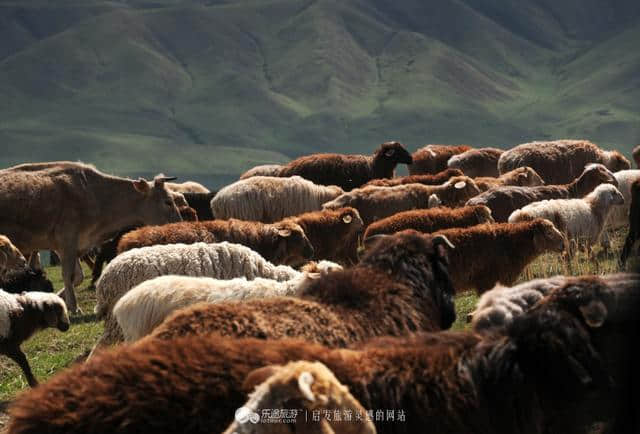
[432,235,454,260]
[428,194,441,208]
[384,149,395,157]
[242,365,282,392]
[454,181,466,189]
[342,214,353,224]
[298,371,315,402]
[133,178,151,193]
[277,228,292,237]
[307,272,322,280]
[578,300,608,328]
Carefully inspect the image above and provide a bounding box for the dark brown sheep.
[498,140,630,184]
[409,144,472,175]
[277,142,413,191]
[182,192,217,221]
[285,207,364,265]
[432,219,565,293]
[322,176,481,227]
[5,280,616,434]
[177,205,198,222]
[363,205,494,239]
[620,179,640,265]
[149,230,456,344]
[0,268,53,294]
[116,219,314,267]
[362,168,463,187]
[446,147,504,177]
[467,163,618,222]
[473,166,544,192]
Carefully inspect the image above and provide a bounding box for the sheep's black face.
[378,142,413,165]
[27,269,54,293]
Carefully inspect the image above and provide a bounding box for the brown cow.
[0,162,182,312]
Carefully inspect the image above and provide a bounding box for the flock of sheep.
[0,138,639,433]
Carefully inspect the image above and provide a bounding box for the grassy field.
[0,229,636,402]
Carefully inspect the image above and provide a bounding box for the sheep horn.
[298,371,315,402]
[433,234,455,250]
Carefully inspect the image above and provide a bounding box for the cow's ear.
[133,178,150,193]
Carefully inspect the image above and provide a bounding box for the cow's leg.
[60,246,80,314]
[5,345,38,387]
[74,258,84,286]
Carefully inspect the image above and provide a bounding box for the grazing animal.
[0,235,27,279]
[116,219,314,266]
[322,177,481,226]
[446,147,504,177]
[0,162,182,312]
[364,205,494,239]
[92,242,310,353]
[0,268,53,294]
[149,231,457,343]
[277,142,413,191]
[473,166,544,192]
[166,181,210,194]
[211,176,343,223]
[605,169,640,229]
[620,179,640,265]
[509,184,624,257]
[0,290,69,387]
[239,164,284,180]
[498,139,630,184]
[224,361,376,434]
[409,144,472,175]
[362,169,463,187]
[431,219,565,293]
[467,163,618,222]
[113,260,342,342]
[182,192,217,221]
[6,282,615,434]
[286,207,364,264]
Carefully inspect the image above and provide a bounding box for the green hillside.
[1,0,639,188]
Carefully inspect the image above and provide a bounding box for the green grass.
[0,229,634,400]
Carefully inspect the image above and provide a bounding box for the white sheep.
[508,183,624,257]
[469,276,566,331]
[0,290,70,386]
[113,260,342,342]
[210,176,344,223]
[606,169,640,228]
[91,242,308,357]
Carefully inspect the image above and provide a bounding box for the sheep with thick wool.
[322,176,481,227]
[211,176,343,223]
[6,279,617,434]
[92,242,302,354]
[0,290,69,387]
[113,260,342,342]
[239,164,284,180]
[605,169,640,229]
[509,183,624,256]
[409,144,471,175]
[467,163,618,222]
[473,166,544,192]
[363,205,494,239]
[446,147,503,177]
[148,231,457,344]
[277,141,413,191]
[116,219,314,267]
[224,360,376,434]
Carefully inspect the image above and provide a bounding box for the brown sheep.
[473,166,545,192]
[116,219,314,267]
[363,205,494,239]
[322,176,481,227]
[467,163,618,222]
[285,207,364,265]
[433,219,565,293]
[362,168,463,187]
[498,139,630,184]
[6,281,617,434]
[620,179,640,265]
[446,147,504,177]
[148,230,456,344]
[224,361,376,434]
[277,142,413,191]
[633,145,640,169]
[409,144,472,175]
